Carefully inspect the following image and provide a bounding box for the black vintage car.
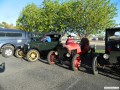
[15,33,61,62]
[92,27,120,75]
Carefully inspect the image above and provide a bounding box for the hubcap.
[28,51,38,61]
[30,53,36,58]
[5,49,12,56]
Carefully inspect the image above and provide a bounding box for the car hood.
[63,43,81,53]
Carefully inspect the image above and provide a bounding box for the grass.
[95,50,105,53]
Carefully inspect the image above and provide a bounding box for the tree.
[63,0,117,36]
[41,0,61,32]
[16,3,40,32]
[16,0,118,36]
[0,22,16,29]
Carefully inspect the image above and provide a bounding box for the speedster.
[92,27,120,75]
[47,37,95,71]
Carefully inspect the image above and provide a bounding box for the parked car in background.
[0,28,31,58]
[15,33,62,62]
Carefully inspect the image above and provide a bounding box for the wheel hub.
[30,53,36,58]
[5,49,12,56]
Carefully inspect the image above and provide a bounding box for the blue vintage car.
[0,28,31,58]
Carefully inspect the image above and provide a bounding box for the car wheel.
[71,54,81,71]
[92,56,98,75]
[15,48,23,58]
[26,49,39,62]
[2,47,14,58]
[47,51,56,65]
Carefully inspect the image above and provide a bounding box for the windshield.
[108,31,120,41]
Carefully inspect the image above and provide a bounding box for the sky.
[0,0,44,25]
[0,0,120,26]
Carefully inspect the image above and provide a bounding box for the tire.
[2,47,14,58]
[92,56,98,75]
[71,54,81,71]
[15,48,23,58]
[26,49,39,62]
[47,51,56,65]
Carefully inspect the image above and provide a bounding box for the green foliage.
[16,0,118,35]
[95,50,105,53]
[16,3,40,32]
[0,22,16,29]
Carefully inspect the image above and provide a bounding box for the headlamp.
[55,52,58,55]
[103,54,109,59]
[66,53,70,57]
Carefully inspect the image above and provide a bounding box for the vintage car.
[0,29,31,58]
[47,37,95,71]
[92,27,120,75]
[15,33,61,62]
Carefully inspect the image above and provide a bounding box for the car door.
[29,40,47,51]
[45,41,58,50]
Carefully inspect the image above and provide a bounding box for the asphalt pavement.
[0,54,120,90]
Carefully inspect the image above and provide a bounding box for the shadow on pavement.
[24,53,120,81]
[98,68,120,81]
[78,55,120,81]
[80,62,120,81]
[39,57,72,71]
[39,58,48,64]
[78,54,93,74]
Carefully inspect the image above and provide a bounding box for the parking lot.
[0,54,120,90]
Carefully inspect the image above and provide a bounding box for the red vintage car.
[47,37,95,71]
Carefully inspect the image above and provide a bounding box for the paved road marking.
[65,78,81,90]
